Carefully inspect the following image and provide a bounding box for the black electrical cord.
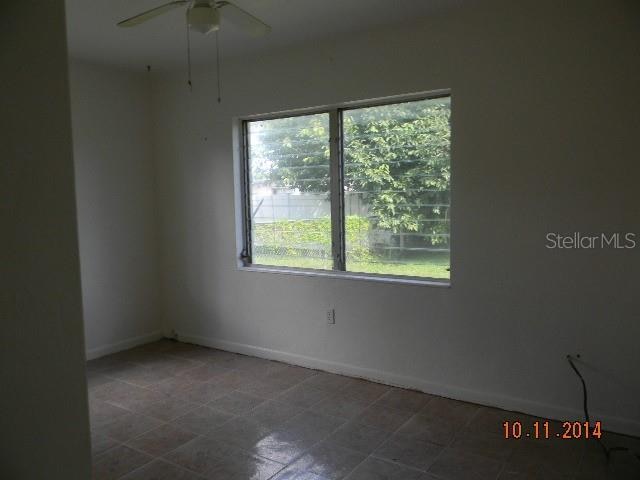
[566,354,632,462]
[215,30,221,103]
[567,354,591,422]
[186,15,193,92]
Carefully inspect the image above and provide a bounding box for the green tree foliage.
[343,100,450,245]
[249,113,331,192]
[249,99,451,247]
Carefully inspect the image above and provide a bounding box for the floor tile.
[164,436,232,474]
[88,342,640,480]
[340,380,391,403]
[87,373,115,390]
[92,380,166,411]
[95,412,164,442]
[271,466,331,480]
[104,364,173,388]
[204,450,284,480]
[168,344,223,362]
[89,399,131,430]
[277,384,331,409]
[375,388,432,413]
[236,378,291,399]
[505,440,582,476]
[87,356,131,373]
[419,397,479,428]
[396,414,457,446]
[345,457,436,480]
[254,412,346,464]
[92,445,153,480]
[171,405,234,435]
[374,434,443,471]
[91,433,120,457]
[264,365,317,388]
[576,467,640,480]
[201,350,245,367]
[329,421,390,454]
[175,381,232,404]
[302,372,353,393]
[120,458,205,479]
[208,417,270,449]
[140,353,202,372]
[355,404,413,432]
[91,379,147,403]
[427,446,503,479]
[452,429,516,461]
[215,369,259,389]
[246,400,305,428]
[499,469,574,480]
[311,395,370,420]
[135,397,199,421]
[177,364,229,383]
[282,411,346,443]
[222,354,273,372]
[149,375,197,398]
[288,442,366,480]
[252,428,314,464]
[208,391,266,415]
[241,360,291,379]
[126,423,198,456]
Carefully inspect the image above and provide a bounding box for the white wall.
[70,62,162,358]
[151,0,640,435]
[0,1,91,477]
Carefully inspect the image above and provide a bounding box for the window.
[240,92,451,283]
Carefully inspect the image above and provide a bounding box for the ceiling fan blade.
[117,1,189,27]
[217,1,271,36]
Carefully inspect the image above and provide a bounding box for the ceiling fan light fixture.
[187,4,220,35]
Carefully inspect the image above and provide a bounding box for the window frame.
[236,89,452,287]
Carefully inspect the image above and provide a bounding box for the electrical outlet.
[326,309,335,325]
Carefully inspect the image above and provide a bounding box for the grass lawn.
[253,251,450,280]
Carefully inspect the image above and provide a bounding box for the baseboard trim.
[179,333,640,438]
[86,331,163,360]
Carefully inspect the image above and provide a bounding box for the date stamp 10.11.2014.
[503,420,602,440]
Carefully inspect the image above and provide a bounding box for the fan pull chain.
[186,17,193,92]
[215,30,222,103]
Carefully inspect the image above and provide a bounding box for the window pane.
[343,97,451,279]
[248,113,332,270]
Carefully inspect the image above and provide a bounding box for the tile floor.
[87,340,640,480]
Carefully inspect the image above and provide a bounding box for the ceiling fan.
[117,1,271,96]
[117,0,271,36]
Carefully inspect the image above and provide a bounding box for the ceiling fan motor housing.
[188,2,220,34]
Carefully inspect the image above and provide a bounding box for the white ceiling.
[65,0,462,71]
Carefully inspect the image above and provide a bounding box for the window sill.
[238,264,451,288]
